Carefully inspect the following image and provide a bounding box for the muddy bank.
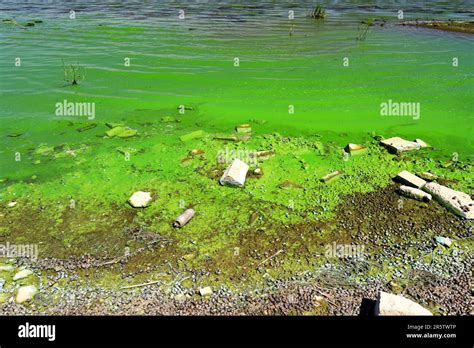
[401,20,474,34]
[1,184,471,315]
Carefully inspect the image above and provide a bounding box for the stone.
[7,201,17,207]
[380,137,420,154]
[128,191,152,208]
[435,236,453,247]
[344,143,367,155]
[199,286,213,297]
[106,126,137,138]
[219,159,249,187]
[375,291,432,316]
[397,185,432,202]
[16,285,37,304]
[423,182,474,219]
[394,170,426,189]
[13,269,33,281]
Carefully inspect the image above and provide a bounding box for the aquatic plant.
[356,22,372,41]
[62,59,85,85]
[308,5,326,19]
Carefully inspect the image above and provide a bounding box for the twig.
[257,249,284,267]
[120,275,166,290]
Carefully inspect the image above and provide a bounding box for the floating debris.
[380,137,420,154]
[161,116,179,123]
[189,149,204,156]
[394,170,426,189]
[344,143,367,155]
[423,182,474,219]
[106,126,137,138]
[219,159,249,187]
[236,124,252,133]
[254,150,275,158]
[213,135,238,142]
[278,180,302,189]
[173,208,195,228]
[76,123,97,132]
[179,130,205,142]
[375,291,432,316]
[128,191,152,208]
[397,185,432,202]
[320,170,343,183]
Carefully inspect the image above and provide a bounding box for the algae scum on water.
[0,1,473,315]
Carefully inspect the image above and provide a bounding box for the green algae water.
[0,1,473,313]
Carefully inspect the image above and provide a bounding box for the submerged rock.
[106,126,137,138]
[16,285,37,304]
[219,159,249,187]
[380,137,420,154]
[375,291,432,316]
[394,170,426,189]
[423,182,474,219]
[179,130,205,142]
[397,185,432,202]
[128,191,152,208]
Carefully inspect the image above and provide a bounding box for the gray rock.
[13,269,33,281]
[375,291,432,316]
[16,285,37,304]
[397,185,432,202]
[395,170,426,189]
[128,191,152,208]
[423,182,474,219]
[380,137,420,154]
[219,159,249,187]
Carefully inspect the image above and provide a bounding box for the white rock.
[219,159,249,187]
[128,191,152,208]
[395,170,426,189]
[13,269,33,281]
[16,285,37,304]
[398,185,432,202]
[435,236,453,247]
[375,291,432,316]
[414,138,429,148]
[7,201,17,207]
[380,137,420,154]
[199,286,213,297]
[423,182,474,219]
